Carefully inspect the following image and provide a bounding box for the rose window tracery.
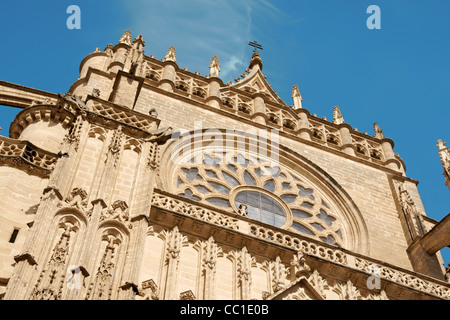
[174,151,344,247]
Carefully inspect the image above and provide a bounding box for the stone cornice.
[151,190,240,231]
[69,67,116,94]
[0,80,58,109]
[85,95,161,133]
[9,104,76,139]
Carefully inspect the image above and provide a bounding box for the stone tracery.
[174,150,344,247]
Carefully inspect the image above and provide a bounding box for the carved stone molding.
[63,115,84,151]
[151,192,240,231]
[355,258,450,300]
[9,103,75,140]
[0,137,58,178]
[139,279,160,300]
[291,250,311,278]
[230,247,255,300]
[250,223,347,265]
[180,290,196,300]
[30,220,79,300]
[100,200,132,230]
[150,192,449,300]
[57,187,91,217]
[13,252,37,266]
[86,234,122,300]
[106,126,123,167]
[147,142,160,170]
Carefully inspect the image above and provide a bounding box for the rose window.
[174,151,344,246]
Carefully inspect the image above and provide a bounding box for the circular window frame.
[159,130,371,254]
[230,186,294,229]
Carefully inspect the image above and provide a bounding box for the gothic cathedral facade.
[0,31,449,300]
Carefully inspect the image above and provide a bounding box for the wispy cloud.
[122,0,283,82]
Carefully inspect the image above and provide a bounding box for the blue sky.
[0,1,449,266]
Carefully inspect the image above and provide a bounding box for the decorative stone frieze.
[151,192,240,231]
[0,136,58,177]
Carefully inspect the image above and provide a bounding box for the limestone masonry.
[0,30,449,300]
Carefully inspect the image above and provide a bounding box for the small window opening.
[9,228,19,243]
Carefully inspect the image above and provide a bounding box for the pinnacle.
[249,51,263,71]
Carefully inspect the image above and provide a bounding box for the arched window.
[234,190,287,228]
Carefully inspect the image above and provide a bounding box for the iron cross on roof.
[248,41,263,53]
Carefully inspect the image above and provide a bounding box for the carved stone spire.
[161,227,187,299]
[202,237,219,272]
[107,126,123,167]
[437,139,450,190]
[165,226,184,261]
[271,256,286,293]
[345,280,361,300]
[128,35,146,76]
[333,106,344,125]
[30,222,76,300]
[373,122,384,139]
[86,235,119,300]
[209,56,220,78]
[119,30,132,46]
[132,34,145,51]
[292,85,303,110]
[233,247,254,300]
[202,237,222,299]
[147,142,160,171]
[164,46,177,62]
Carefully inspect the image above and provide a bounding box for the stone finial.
[209,56,220,78]
[119,30,132,46]
[292,85,303,110]
[437,140,450,166]
[437,139,450,163]
[133,34,145,48]
[249,51,263,71]
[164,46,177,62]
[373,122,384,139]
[437,140,450,179]
[104,44,114,56]
[333,106,344,125]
